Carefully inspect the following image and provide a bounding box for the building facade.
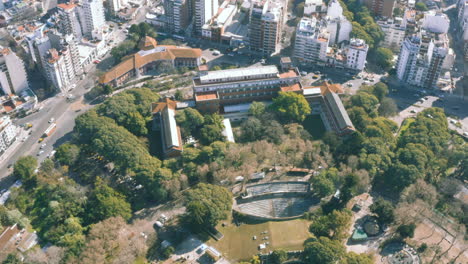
[0,47,29,95]
[396,35,447,89]
[57,3,83,40]
[100,37,202,86]
[194,0,219,36]
[164,0,190,34]
[79,0,106,37]
[364,0,395,18]
[326,0,351,45]
[152,98,183,158]
[377,18,406,52]
[293,17,329,63]
[193,65,302,112]
[0,116,17,155]
[345,38,368,71]
[249,0,284,56]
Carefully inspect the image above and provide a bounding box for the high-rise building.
[194,0,219,36]
[57,3,83,40]
[0,116,18,155]
[364,0,395,18]
[326,0,351,45]
[293,17,329,63]
[396,35,447,89]
[79,0,106,37]
[345,38,368,71]
[164,0,190,34]
[108,0,127,15]
[377,18,406,52]
[44,47,77,92]
[249,0,284,56]
[0,47,29,95]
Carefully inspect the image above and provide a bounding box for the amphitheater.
[234,181,319,220]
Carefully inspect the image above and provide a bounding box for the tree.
[378,98,398,117]
[55,144,80,166]
[397,223,416,238]
[249,101,266,117]
[185,183,232,229]
[370,198,395,225]
[270,92,311,122]
[295,2,305,17]
[240,117,263,142]
[2,254,22,264]
[110,40,137,62]
[311,175,334,198]
[79,217,148,264]
[13,156,37,182]
[372,82,389,102]
[401,179,438,204]
[86,178,132,224]
[176,108,205,138]
[309,210,352,240]
[342,252,374,264]
[302,237,346,264]
[199,124,224,145]
[373,47,394,71]
[270,249,287,264]
[174,90,183,101]
[350,92,379,114]
[211,65,222,71]
[415,2,428,11]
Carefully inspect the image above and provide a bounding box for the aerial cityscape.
[0,0,466,263]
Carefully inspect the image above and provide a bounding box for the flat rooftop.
[198,65,279,84]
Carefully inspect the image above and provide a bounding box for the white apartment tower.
[79,0,106,37]
[377,18,406,52]
[0,116,17,154]
[194,0,219,36]
[108,0,127,15]
[396,35,447,89]
[44,47,77,92]
[57,3,83,40]
[345,38,368,71]
[249,0,284,56]
[293,17,329,63]
[326,0,352,45]
[0,47,29,95]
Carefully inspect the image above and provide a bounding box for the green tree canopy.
[185,183,232,229]
[13,156,37,182]
[373,48,394,71]
[397,223,416,238]
[86,178,132,224]
[370,198,395,225]
[378,98,398,117]
[249,101,266,117]
[302,237,346,264]
[270,92,311,122]
[415,2,428,11]
[55,143,80,166]
[309,210,352,240]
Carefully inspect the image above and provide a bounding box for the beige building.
[364,0,395,18]
[249,0,285,56]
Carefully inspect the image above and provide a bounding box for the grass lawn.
[207,219,311,262]
[303,115,327,139]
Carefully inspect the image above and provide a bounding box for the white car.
[49,117,55,123]
[40,143,47,149]
[37,150,44,156]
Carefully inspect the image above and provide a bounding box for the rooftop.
[195,93,218,101]
[198,65,279,84]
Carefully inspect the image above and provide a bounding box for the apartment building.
[164,0,190,34]
[293,17,329,63]
[193,65,302,112]
[456,0,468,60]
[79,0,106,37]
[326,0,351,45]
[249,0,284,56]
[0,116,17,155]
[194,0,219,36]
[0,47,29,95]
[396,35,447,89]
[100,37,202,86]
[377,18,406,52]
[364,0,395,18]
[304,0,327,17]
[345,38,368,71]
[56,3,83,40]
[108,0,128,15]
[202,2,238,42]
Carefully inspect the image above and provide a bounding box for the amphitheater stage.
[234,181,319,220]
